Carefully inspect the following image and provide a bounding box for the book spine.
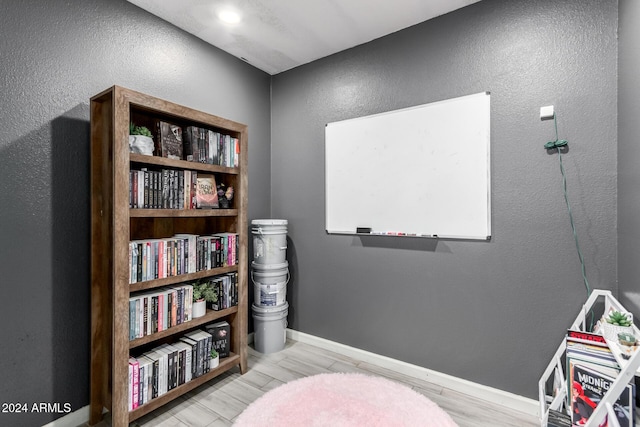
[132,170,138,208]
[129,358,139,410]
[143,296,148,336]
[138,363,144,407]
[129,299,136,340]
[137,243,143,281]
[235,137,240,167]
[178,170,184,209]
[182,127,193,162]
[128,362,133,411]
[154,170,160,209]
[176,348,184,386]
[143,169,149,209]
[185,344,192,383]
[149,170,155,209]
[151,358,158,399]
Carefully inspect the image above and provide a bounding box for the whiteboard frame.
[325,92,491,240]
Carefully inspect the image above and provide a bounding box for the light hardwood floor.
[95,339,540,427]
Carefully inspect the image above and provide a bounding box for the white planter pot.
[192,300,206,318]
[129,135,154,155]
[603,322,634,341]
[210,355,219,369]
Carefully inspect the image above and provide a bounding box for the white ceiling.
[127,0,481,75]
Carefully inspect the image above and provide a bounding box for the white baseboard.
[286,329,539,418]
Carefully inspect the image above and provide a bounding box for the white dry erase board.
[325,92,491,240]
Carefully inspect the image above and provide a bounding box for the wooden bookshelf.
[89,86,248,426]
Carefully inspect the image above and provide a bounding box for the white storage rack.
[539,289,640,427]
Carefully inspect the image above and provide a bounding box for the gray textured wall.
[0,1,271,425]
[619,2,640,311]
[271,0,618,399]
[0,0,627,423]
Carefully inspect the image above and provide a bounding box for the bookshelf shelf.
[129,306,238,349]
[129,208,238,218]
[128,352,240,422]
[130,152,239,175]
[128,266,238,292]
[89,86,248,427]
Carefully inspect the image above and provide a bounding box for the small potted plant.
[129,122,154,155]
[210,348,219,369]
[192,280,216,318]
[602,310,634,341]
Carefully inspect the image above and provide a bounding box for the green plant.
[192,280,216,303]
[606,310,633,327]
[210,348,218,359]
[129,122,153,137]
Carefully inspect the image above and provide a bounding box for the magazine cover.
[569,360,634,426]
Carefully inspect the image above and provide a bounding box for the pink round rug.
[233,372,459,426]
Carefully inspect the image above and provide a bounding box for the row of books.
[130,169,226,210]
[129,284,192,340]
[129,273,238,340]
[128,322,230,411]
[182,125,239,167]
[563,329,636,427]
[156,120,239,168]
[130,168,193,210]
[129,233,238,284]
[206,272,239,311]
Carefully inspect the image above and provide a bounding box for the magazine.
[568,360,635,426]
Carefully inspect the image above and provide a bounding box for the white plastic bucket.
[252,219,288,265]
[252,261,289,307]
[252,302,288,354]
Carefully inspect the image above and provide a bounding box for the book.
[156,120,183,160]
[198,127,209,163]
[172,341,193,384]
[145,352,160,399]
[174,234,197,273]
[184,330,213,376]
[194,330,213,373]
[182,126,198,162]
[196,174,219,208]
[142,350,163,398]
[129,357,140,410]
[136,355,154,405]
[231,136,236,167]
[178,336,199,380]
[567,329,609,347]
[191,170,197,209]
[150,347,168,396]
[222,134,231,166]
[205,321,230,358]
[183,331,205,378]
[207,130,219,165]
[159,343,178,391]
[566,344,618,370]
[568,360,635,426]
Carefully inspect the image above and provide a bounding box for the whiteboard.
[325,92,490,240]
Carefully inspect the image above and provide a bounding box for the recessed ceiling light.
[218,10,241,24]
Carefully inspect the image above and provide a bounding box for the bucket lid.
[252,260,288,270]
[251,219,288,226]
[252,301,289,314]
